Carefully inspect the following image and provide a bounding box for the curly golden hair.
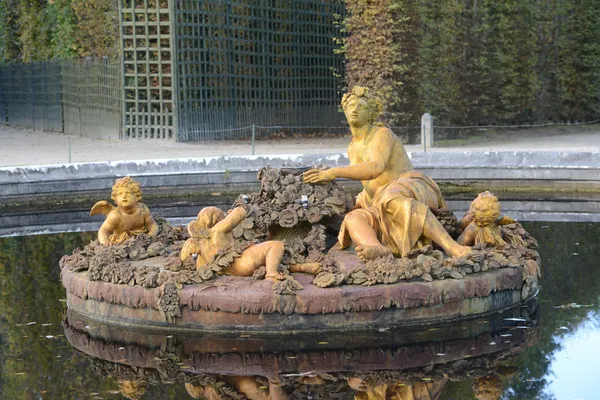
[472,375,503,400]
[118,380,147,400]
[111,176,143,202]
[341,86,383,124]
[196,206,226,229]
[470,191,501,227]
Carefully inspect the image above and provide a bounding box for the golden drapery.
[338,171,446,257]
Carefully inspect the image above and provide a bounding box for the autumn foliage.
[342,0,600,138]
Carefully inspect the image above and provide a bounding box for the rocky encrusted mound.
[232,165,348,236]
[60,216,195,289]
[346,222,540,295]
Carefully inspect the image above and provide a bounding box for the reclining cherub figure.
[90,176,159,246]
[181,206,321,281]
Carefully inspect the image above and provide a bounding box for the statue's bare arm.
[98,211,120,245]
[303,128,394,183]
[144,208,159,237]
[213,207,247,233]
[457,224,478,246]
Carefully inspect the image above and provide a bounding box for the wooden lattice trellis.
[118,0,345,141]
[120,0,175,139]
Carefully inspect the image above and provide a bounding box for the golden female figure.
[304,87,470,260]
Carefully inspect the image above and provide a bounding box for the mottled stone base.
[62,248,535,333]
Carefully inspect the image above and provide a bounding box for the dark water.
[0,222,598,399]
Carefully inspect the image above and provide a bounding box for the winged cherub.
[90,176,159,246]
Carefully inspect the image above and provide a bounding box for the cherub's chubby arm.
[98,211,120,245]
[143,206,159,237]
[457,223,478,246]
[303,128,393,183]
[213,207,247,233]
[458,210,474,231]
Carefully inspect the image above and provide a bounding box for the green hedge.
[342,0,600,138]
[0,0,118,63]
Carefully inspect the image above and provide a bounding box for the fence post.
[421,113,433,152]
[252,124,256,155]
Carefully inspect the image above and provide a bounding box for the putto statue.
[458,191,520,248]
[180,206,321,281]
[304,86,471,261]
[90,176,158,246]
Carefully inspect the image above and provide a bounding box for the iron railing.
[0,58,122,139]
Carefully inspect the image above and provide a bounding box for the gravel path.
[1,125,598,167]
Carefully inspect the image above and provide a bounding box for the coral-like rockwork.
[433,206,460,237]
[231,166,348,241]
[346,223,540,290]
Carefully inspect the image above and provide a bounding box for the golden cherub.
[90,176,158,246]
[457,191,517,248]
[180,206,321,280]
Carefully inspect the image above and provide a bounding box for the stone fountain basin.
[61,248,533,333]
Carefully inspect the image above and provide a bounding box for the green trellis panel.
[119,0,176,140]
[62,58,122,140]
[0,62,63,131]
[0,59,121,138]
[173,0,346,141]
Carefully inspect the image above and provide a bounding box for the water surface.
[0,222,598,399]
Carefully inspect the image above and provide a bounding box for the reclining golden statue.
[90,176,158,246]
[303,86,471,261]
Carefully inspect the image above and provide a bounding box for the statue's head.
[111,176,143,207]
[341,86,383,125]
[196,206,226,229]
[472,375,503,400]
[470,191,501,227]
[117,379,147,400]
[184,382,205,399]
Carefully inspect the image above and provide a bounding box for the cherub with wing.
[90,176,158,246]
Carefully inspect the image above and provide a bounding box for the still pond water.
[0,221,598,399]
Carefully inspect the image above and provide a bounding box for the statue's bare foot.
[356,245,392,262]
[291,262,321,275]
[265,270,285,281]
[448,244,472,258]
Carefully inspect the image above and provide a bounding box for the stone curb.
[1,152,600,200]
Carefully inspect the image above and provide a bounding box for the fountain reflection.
[63,299,539,399]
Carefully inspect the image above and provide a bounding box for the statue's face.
[115,187,136,208]
[344,97,370,127]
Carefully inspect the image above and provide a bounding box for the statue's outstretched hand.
[302,168,334,184]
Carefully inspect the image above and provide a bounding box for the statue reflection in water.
[111,370,514,400]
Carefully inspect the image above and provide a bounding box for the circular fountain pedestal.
[62,248,537,333]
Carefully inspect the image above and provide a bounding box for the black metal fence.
[172,0,347,141]
[0,58,122,139]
